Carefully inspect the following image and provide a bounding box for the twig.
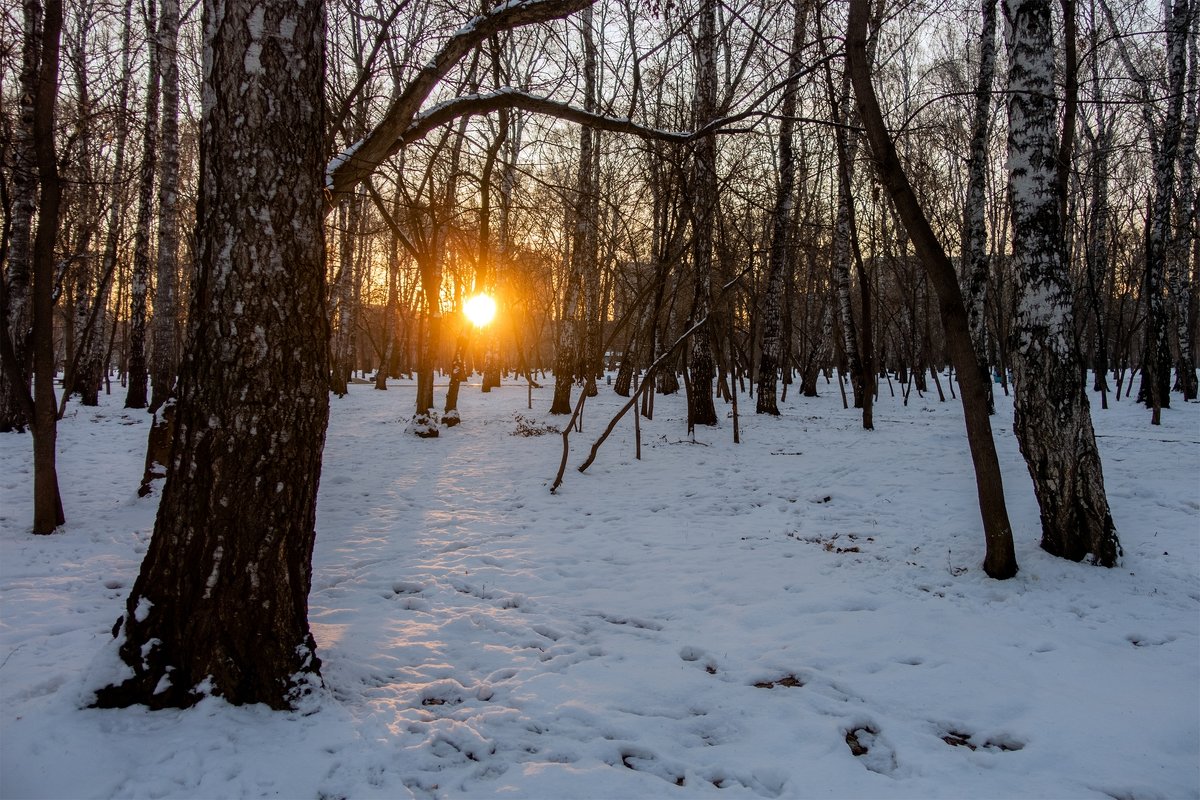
[550,390,587,494]
[576,266,752,476]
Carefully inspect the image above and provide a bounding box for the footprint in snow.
[679,645,719,674]
[844,723,898,775]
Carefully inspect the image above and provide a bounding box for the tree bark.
[962,0,999,414]
[0,0,42,434]
[95,0,329,709]
[757,0,808,415]
[28,0,66,534]
[580,5,601,398]
[687,0,720,427]
[1003,0,1121,566]
[149,0,181,412]
[125,0,160,411]
[1168,0,1198,399]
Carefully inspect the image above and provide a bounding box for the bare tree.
[757,0,808,415]
[1003,0,1121,566]
[0,0,42,434]
[96,0,330,709]
[125,0,159,411]
[847,0,1018,578]
[149,0,181,412]
[961,0,999,414]
[687,0,720,428]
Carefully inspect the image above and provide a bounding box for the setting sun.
[463,293,497,327]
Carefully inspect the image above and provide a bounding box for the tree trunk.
[0,0,41,434]
[125,0,160,411]
[1003,0,1121,566]
[329,198,356,397]
[550,266,581,414]
[30,0,66,534]
[757,0,808,415]
[847,0,1018,578]
[1169,0,1198,399]
[150,0,181,412]
[962,0,998,414]
[1082,17,1113,405]
[375,214,401,391]
[687,0,719,427]
[95,0,328,709]
[580,6,601,398]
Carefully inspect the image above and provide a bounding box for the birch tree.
[0,0,41,434]
[96,0,329,709]
[962,0,999,414]
[149,0,181,412]
[1003,0,1121,566]
[757,0,808,415]
[125,0,159,410]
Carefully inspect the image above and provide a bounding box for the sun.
[463,293,497,327]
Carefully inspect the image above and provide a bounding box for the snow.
[325,139,365,188]
[1,374,1197,799]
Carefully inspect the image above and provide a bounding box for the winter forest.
[1,0,1198,796]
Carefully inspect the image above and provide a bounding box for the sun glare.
[464,293,497,327]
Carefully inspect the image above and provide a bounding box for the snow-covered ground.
[1,373,1197,799]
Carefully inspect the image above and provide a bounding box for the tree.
[686,0,720,428]
[149,0,182,412]
[961,0,999,414]
[124,0,159,411]
[757,0,808,415]
[847,0,1018,578]
[28,0,67,534]
[96,0,329,709]
[1002,0,1121,566]
[0,0,42,435]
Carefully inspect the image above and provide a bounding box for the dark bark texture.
[31,0,66,534]
[95,0,329,709]
[124,0,159,410]
[687,0,719,427]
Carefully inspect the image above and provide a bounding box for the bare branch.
[327,0,596,200]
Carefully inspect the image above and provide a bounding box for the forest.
[0,0,1198,790]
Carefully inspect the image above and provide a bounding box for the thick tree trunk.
[847,0,1018,578]
[30,0,66,534]
[1003,0,1121,566]
[124,0,159,411]
[95,0,328,710]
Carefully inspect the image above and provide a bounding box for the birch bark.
[1004,0,1120,565]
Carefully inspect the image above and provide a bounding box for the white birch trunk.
[1004,0,1120,566]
